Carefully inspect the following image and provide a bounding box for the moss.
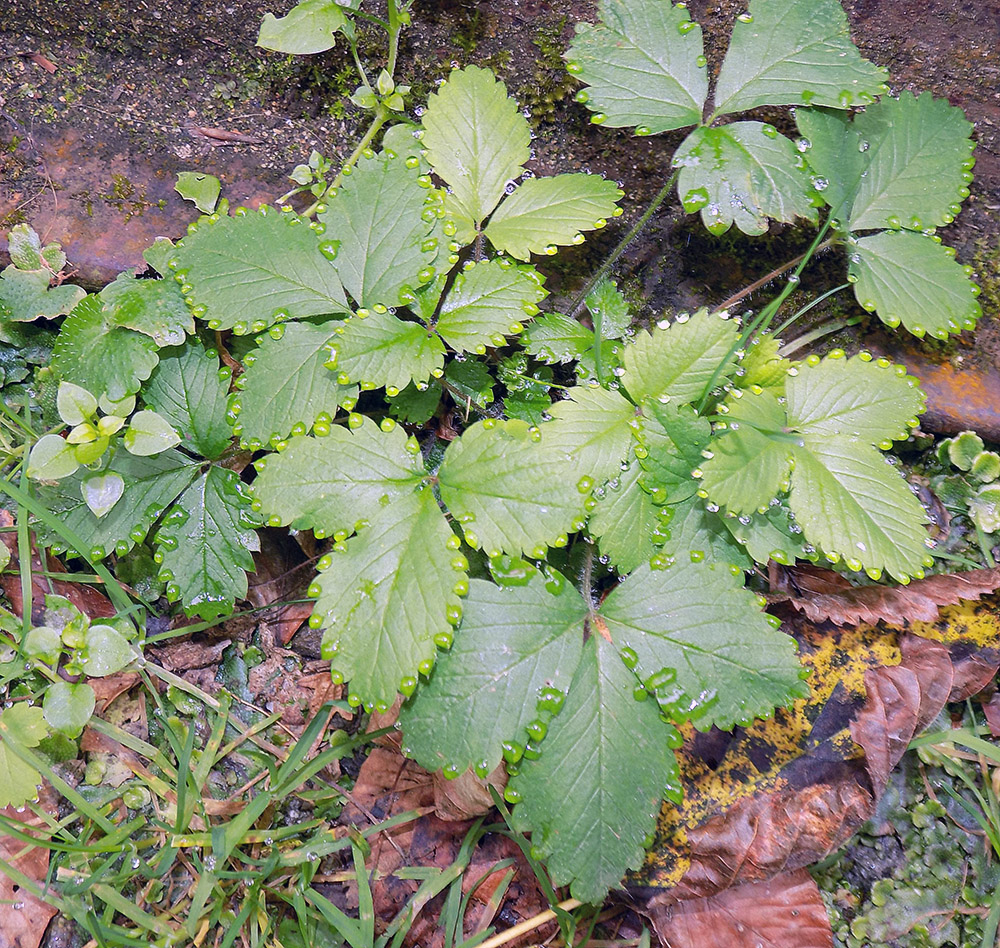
[972,236,1000,319]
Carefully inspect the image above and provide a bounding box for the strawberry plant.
[0,0,985,908]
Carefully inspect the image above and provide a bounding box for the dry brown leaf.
[432,765,506,821]
[0,792,59,948]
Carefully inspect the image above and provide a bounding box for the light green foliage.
[660,494,753,570]
[585,280,632,339]
[948,431,986,472]
[589,457,667,572]
[7,223,67,272]
[100,273,195,347]
[636,400,711,504]
[523,311,597,363]
[42,681,95,738]
[81,623,136,676]
[174,172,221,214]
[0,703,48,808]
[123,410,182,456]
[0,266,85,323]
[257,0,349,54]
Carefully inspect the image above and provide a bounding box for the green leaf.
[622,310,739,405]
[52,295,159,401]
[722,504,804,567]
[400,570,585,774]
[660,495,753,570]
[327,308,444,390]
[257,0,347,54]
[636,400,711,504]
[600,558,806,729]
[511,634,679,904]
[124,410,182,456]
[313,489,464,708]
[439,419,587,557]
[231,321,354,448]
[174,209,348,332]
[81,623,135,676]
[713,0,887,115]
[435,259,545,353]
[57,381,97,426]
[27,434,80,481]
[174,172,221,214]
[589,456,666,573]
[318,151,438,308]
[566,0,707,134]
[585,280,632,339]
[789,436,931,580]
[794,108,866,222]
[785,353,925,444]
[848,230,981,339]
[847,92,974,232]
[7,223,65,272]
[523,312,595,364]
[100,275,195,347]
[421,66,531,226]
[251,417,424,536]
[0,704,47,808]
[43,681,95,738]
[38,449,197,559]
[387,382,440,424]
[484,174,622,260]
[143,340,232,459]
[157,467,261,620]
[445,360,494,406]
[675,123,818,236]
[0,266,85,322]
[82,472,125,518]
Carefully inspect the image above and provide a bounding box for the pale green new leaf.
[713,0,887,115]
[27,434,79,481]
[585,280,632,339]
[257,0,347,53]
[143,340,232,459]
[326,309,444,389]
[7,224,65,272]
[421,66,531,226]
[82,624,135,676]
[785,353,925,443]
[100,275,195,347]
[158,466,261,620]
[589,458,665,573]
[43,681,95,738]
[400,571,585,774]
[314,489,463,708]
[251,418,424,536]
[522,312,594,363]
[636,400,710,504]
[439,419,587,557]
[82,472,125,518]
[57,382,97,426]
[660,495,752,570]
[174,209,348,331]
[565,0,707,133]
[435,259,544,352]
[0,704,47,808]
[849,231,981,338]
[231,321,355,446]
[623,310,739,405]
[318,152,438,308]
[52,295,159,401]
[848,91,974,232]
[0,266,85,322]
[511,634,679,904]
[484,175,622,260]
[123,410,181,456]
[789,436,931,580]
[675,123,818,236]
[601,558,806,729]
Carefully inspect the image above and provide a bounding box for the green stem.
[386,0,403,79]
[778,315,861,357]
[569,169,681,318]
[348,37,372,91]
[772,281,851,337]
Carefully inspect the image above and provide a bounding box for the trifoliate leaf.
[43,681,95,738]
[251,418,424,536]
[848,231,981,339]
[27,434,80,481]
[675,123,818,236]
[523,312,595,363]
[439,419,587,557]
[622,310,739,405]
[421,66,531,226]
[713,0,888,115]
[327,308,444,390]
[565,0,707,134]
[81,623,135,676]
[785,354,925,443]
[36,449,198,559]
[0,703,47,808]
[82,472,125,518]
[52,295,159,401]
[257,0,347,53]
[123,410,182,456]
[57,381,97,426]
[484,175,623,260]
[511,633,679,904]
[589,457,665,572]
[314,489,463,708]
[585,280,632,339]
[847,92,974,232]
[174,172,221,214]
[231,321,354,447]
[318,151,437,308]
[660,495,753,570]
[157,466,261,620]
[174,209,348,332]
[434,259,544,353]
[601,558,806,729]
[100,275,195,347]
[0,266,85,322]
[143,340,232,459]
[636,400,711,505]
[7,223,65,272]
[400,571,585,775]
[789,437,930,581]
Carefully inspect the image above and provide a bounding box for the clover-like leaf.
[675,123,818,236]
[484,175,623,260]
[257,0,348,54]
[401,570,585,775]
[82,472,125,518]
[713,0,888,116]
[7,223,65,272]
[848,231,981,339]
[589,457,667,572]
[0,266,85,322]
[313,488,464,708]
[27,434,80,481]
[81,623,135,676]
[565,0,707,134]
[421,66,531,227]
[43,681,95,738]
[100,275,195,347]
[57,382,97,426]
[511,633,680,904]
[124,410,182,456]
[0,703,48,808]
[173,208,348,332]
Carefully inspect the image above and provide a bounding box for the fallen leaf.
[433,765,506,821]
[25,52,57,74]
[186,125,263,145]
